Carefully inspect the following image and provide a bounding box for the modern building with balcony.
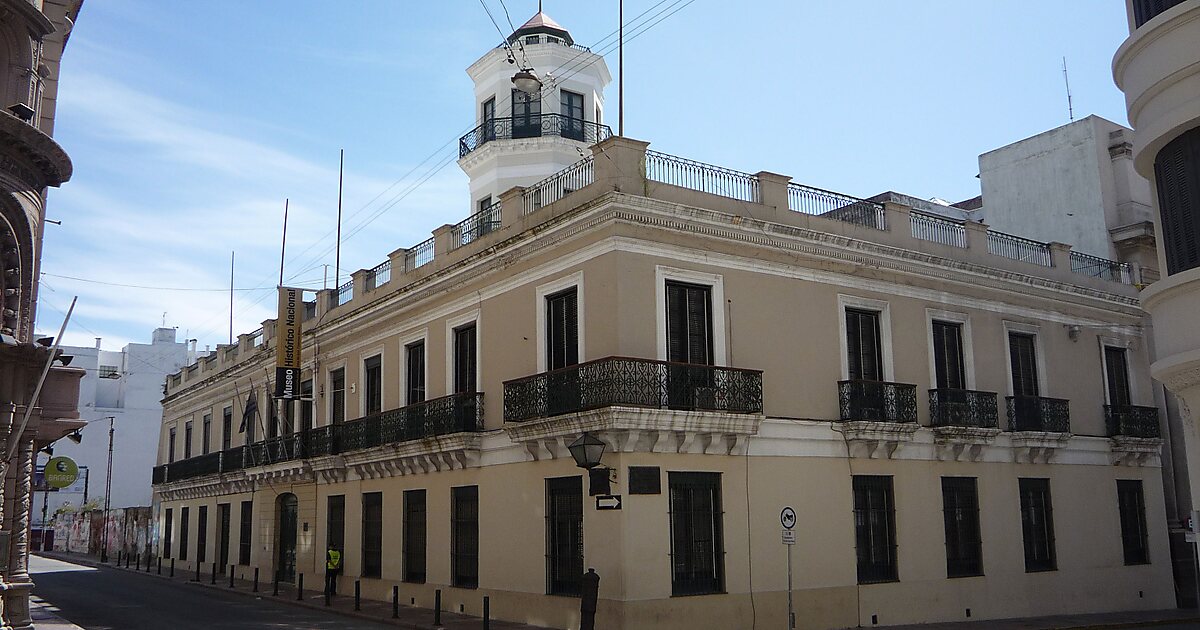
[152,11,1178,630]
[0,0,84,628]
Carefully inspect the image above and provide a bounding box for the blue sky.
[37,1,1134,351]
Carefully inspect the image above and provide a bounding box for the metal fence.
[1070,251,1134,284]
[837,380,918,423]
[249,328,264,347]
[453,200,502,247]
[405,236,435,271]
[987,231,1052,266]
[522,156,595,215]
[910,212,967,248]
[645,150,760,203]
[335,281,353,306]
[928,389,998,428]
[459,113,612,158]
[503,356,763,422]
[787,182,887,230]
[1006,396,1071,433]
[1104,404,1160,438]
[366,260,391,291]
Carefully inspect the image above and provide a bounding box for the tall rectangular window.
[364,355,382,416]
[327,495,345,551]
[1117,480,1150,565]
[179,506,190,561]
[222,407,233,451]
[454,324,477,394]
[218,503,231,571]
[403,490,427,583]
[184,421,193,458]
[362,492,383,578]
[668,472,724,595]
[560,90,584,140]
[452,486,479,588]
[197,505,208,563]
[941,477,982,577]
[202,414,212,455]
[853,475,897,584]
[482,97,496,141]
[1018,478,1056,572]
[300,380,313,431]
[511,89,541,138]
[238,500,252,565]
[546,476,584,596]
[164,508,174,558]
[666,282,713,365]
[1009,333,1040,396]
[846,308,884,381]
[406,341,426,404]
[1105,347,1132,407]
[932,321,966,390]
[546,288,579,370]
[330,368,346,424]
[1152,125,1200,274]
[168,428,177,463]
[267,405,279,439]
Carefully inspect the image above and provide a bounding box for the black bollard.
[170,558,175,578]
[324,576,331,607]
[195,562,200,582]
[229,565,235,588]
[117,550,122,566]
[296,573,304,601]
[157,558,162,575]
[580,568,600,630]
[253,567,259,592]
[434,589,442,626]
[392,585,399,619]
[136,554,141,571]
[484,596,490,630]
[126,552,131,569]
[211,563,217,585]
[354,580,360,611]
[272,574,279,597]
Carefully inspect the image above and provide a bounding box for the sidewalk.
[34,551,548,630]
[881,608,1200,630]
[29,595,84,630]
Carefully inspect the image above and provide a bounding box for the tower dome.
[457,11,612,212]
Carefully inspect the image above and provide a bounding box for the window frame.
[1002,322,1047,397]
[197,504,208,564]
[655,267,726,366]
[536,272,585,373]
[403,489,427,584]
[445,311,481,396]
[202,414,212,455]
[362,352,384,416]
[853,474,898,584]
[838,295,894,381]
[238,500,253,566]
[327,494,346,551]
[926,309,976,390]
[164,508,174,558]
[546,476,584,597]
[168,427,177,464]
[451,485,480,589]
[667,471,725,596]
[1099,336,1137,406]
[179,506,190,561]
[222,407,233,451]
[941,477,983,578]
[361,492,383,578]
[1018,478,1057,573]
[328,365,346,425]
[1117,480,1150,565]
[398,329,429,405]
[184,420,193,459]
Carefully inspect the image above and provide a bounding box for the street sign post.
[781,506,796,629]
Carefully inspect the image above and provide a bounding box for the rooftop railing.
[646,150,759,203]
[365,260,391,291]
[459,113,612,158]
[453,200,502,247]
[987,230,1052,266]
[336,280,353,306]
[1071,251,1133,284]
[523,155,594,215]
[788,182,886,230]
[910,212,967,248]
[405,236,435,271]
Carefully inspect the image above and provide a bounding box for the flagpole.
[229,251,235,345]
[334,149,344,290]
[279,199,289,288]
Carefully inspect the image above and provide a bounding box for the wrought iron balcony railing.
[152,392,484,484]
[459,114,613,158]
[837,380,918,423]
[1006,395,1071,433]
[503,356,763,423]
[1105,404,1160,438]
[928,389,999,429]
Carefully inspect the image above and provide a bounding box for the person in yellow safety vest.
[325,546,342,596]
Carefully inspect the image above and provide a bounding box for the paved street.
[30,555,395,629]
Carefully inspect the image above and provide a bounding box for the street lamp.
[511,69,542,95]
[568,433,605,470]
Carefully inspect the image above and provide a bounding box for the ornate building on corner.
[0,0,84,628]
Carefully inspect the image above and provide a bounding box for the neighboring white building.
[34,328,190,517]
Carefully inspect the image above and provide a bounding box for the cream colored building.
[153,12,1177,630]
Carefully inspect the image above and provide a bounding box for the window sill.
[1024,567,1058,573]
[947,573,985,579]
[1124,560,1151,566]
[857,580,899,586]
[670,590,727,598]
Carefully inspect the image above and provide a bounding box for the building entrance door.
[276,494,298,582]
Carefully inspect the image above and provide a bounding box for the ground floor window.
[941,477,982,577]
[668,472,724,596]
[239,500,252,565]
[179,507,190,561]
[1117,480,1149,565]
[853,475,897,584]
[404,490,427,583]
[546,476,583,596]
[1019,478,1056,572]
[452,486,479,588]
[361,493,383,578]
[164,508,174,558]
[197,505,208,564]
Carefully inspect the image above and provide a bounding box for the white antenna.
[1062,57,1074,122]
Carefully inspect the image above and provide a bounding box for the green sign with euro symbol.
[45,456,79,489]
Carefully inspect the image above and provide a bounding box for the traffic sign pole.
[780,507,797,629]
[787,543,794,630]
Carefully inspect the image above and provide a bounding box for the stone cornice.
[0,110,71,187]
[0,0,55,38]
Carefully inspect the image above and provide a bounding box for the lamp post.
[567,433,605,630]
[100,416,114,563]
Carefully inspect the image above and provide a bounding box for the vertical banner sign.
[274,287,302,399]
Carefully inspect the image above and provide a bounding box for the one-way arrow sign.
[596,495,622,510]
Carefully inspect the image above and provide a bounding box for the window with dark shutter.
[364,355,382,415]
[1009,333,1039,397]
[403,490,427,583]
[1153,125,1200,274]
[168,428,177,464]
[197,505,208,563]
[202,414,211,455]
[222,407,233,450]
[452,486,479,588]
[239,500,253,565]
[184,422,193,459]
[853,475,897,583]
[941,477,982,577]
[330,368,346,424]
[218,503,231,571]
[179,507,190,561]
[299,381,313,431]
[547,288,578,370]
[164,508,174,558]
[1019,478,1056,572]
[668,472,724,595]
[362,492,383,578]
[406,341,426,404]
[666,282,713,365]
[932,321,966,390]
[1134,0,1189,28]
[454,325,477,394]
[546,476,584,596]
[846,308,883,381]
[1105,347,1132,407]
[1117,480,1149,565]
[327,495,345,551]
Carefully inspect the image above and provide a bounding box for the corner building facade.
[154,13,1176,630]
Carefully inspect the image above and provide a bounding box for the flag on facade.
[239,391,257,433]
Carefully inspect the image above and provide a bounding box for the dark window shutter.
[547,288,578,370]
[846,309,883,381]
[454,325,476,393]
[666,282,712,365]
[932,321,966,390]
[1009,333,1039,397]
[1154,126,1200,275]
[1105,347,1132,407]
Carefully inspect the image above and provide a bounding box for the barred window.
[546,476,583,596]
[1019,478,1056,572]
[179,507,190,561]
[403,490,427,583]
[164,508,174,558]
[941,477,982,577]
[327,495,345,551]
[361,492,383,578]
[669,472,724,595]
[854,475,897,584]
[218,503,231,571]
[197,505,208,564]
[1117,480,1150,565]
[238,500,252,565]
[452,486,479,588]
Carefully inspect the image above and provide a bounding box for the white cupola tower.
[458,10,612,211]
